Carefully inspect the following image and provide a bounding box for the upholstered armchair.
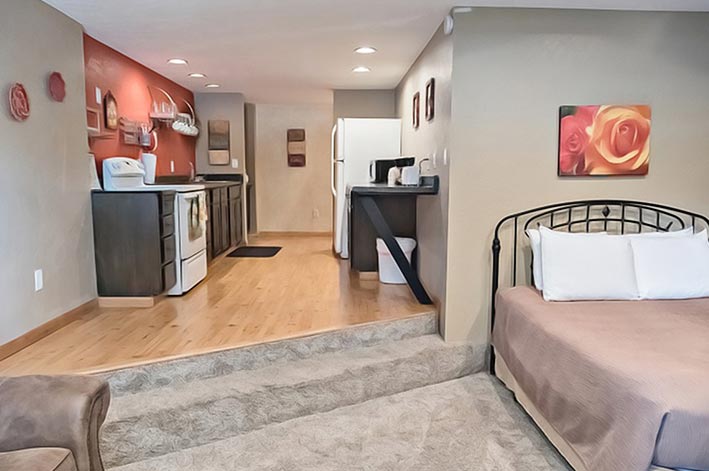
[0,375,110,471]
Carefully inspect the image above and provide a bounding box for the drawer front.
[161,214,175,237]
[162,235,176,263]
[162,261,177,293]
[160,192,175,216]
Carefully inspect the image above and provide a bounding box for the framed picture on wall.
[208,120,231,165]
[103,91,118,130]
[425,78,435,121]
[413,92,420,129]
[558,104,651,176]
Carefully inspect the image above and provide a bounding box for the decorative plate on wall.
[48,72,66,102]
[9,83,30,121]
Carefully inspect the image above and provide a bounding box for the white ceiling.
[44,0,709,104]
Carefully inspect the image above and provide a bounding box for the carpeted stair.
[99,313,487,469]
[109,374,571,471]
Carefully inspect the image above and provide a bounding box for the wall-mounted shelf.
[88,128,114,140]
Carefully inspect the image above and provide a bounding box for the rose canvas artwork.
[558,105,651,176]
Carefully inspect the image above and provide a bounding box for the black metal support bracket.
[359,196,433,305]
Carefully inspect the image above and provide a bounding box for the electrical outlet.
[95,87,102,105]
[34,269,43,292]
[170,160,175,173]
[231,159,239,169]
[312,208,320,219]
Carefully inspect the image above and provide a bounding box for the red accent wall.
[84,34,195,176]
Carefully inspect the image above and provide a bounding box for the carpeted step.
[101,334,485,468]
[100,312,437,397]
[108,374,570,471]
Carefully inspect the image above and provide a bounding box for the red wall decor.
[9,83,30,121]
[83,34,196,176]
[48,72,66,102]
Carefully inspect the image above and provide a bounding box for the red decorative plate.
[9,83,30,121]
[48,72,66,102]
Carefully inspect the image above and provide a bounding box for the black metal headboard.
[489,199,709,373]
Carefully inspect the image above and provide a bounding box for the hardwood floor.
[0,234,433,376]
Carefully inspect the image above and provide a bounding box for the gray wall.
[195,93,246,175]
[254,104,333,232]
[395,25,452,334]
[333,89,396,122]
[0,0,96,344]
[445,8,709,345]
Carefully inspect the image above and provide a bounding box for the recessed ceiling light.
[205,83,220,88]
[352,66,371,73]
[188,73,207,78]
[167,58,188,65]
[354,46,377,54]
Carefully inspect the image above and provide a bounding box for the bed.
[489,200,709,471]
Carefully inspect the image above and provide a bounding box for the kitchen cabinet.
[228,184,243,248]
[92,190,177,296]
[205,182,243,260]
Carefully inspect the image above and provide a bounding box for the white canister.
[400,166,420,186]
[140,153,157,184]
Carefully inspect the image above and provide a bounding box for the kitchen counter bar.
[348,175,439,196]
[349,176,439,305]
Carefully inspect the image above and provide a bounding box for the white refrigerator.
[331,118,402,259]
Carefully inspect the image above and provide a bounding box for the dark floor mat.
[227,246,282,258]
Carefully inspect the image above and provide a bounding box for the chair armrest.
[0,375,111,471]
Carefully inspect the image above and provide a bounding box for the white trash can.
[376,237,417,284]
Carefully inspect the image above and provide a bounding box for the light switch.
[95,87,102,105]
[34,269,43,292]
[170,161,175,173]
[231,159,239,169]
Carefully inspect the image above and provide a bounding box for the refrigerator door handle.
[331,123,338,197]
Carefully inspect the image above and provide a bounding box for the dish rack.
[148,86,199,137]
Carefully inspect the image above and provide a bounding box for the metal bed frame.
[489,199,709,373]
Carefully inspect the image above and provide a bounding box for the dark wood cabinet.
[92,190,176,296]
[206,182,243,260]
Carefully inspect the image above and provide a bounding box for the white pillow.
[630,230,709,300]
[621,227,693,238]
[527,228,608,292]
[540,226,638,301]
[526,228,544,291]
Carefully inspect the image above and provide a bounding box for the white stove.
[102,157,208,295]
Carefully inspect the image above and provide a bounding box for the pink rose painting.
[558,105,651,176]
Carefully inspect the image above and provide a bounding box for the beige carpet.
[111,373,571,471]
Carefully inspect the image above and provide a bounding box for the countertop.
[197,180,242,189]
[349,175,439,197]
